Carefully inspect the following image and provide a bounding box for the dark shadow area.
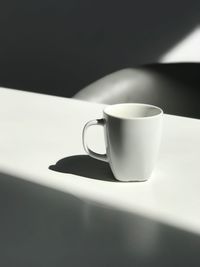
[0,0,199,97]
[49,154,115,182]
[0,171,200,266]
[142,63,200,89]
[140,63,200,119]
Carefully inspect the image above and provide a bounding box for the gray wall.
[0,0,199,97]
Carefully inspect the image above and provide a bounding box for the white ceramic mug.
[82,103,163,182]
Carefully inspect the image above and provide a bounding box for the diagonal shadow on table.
[49,155,116,182]
[1,171,200,267]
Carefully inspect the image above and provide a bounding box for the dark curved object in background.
[0,0,200,97]
[74,63,200,119]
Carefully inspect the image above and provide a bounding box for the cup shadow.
[49,155,116,182]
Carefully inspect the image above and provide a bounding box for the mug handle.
[82,119,108,162]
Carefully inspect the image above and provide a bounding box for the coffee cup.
[82,103,163,182]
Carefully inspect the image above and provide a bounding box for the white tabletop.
[0,87,200,237]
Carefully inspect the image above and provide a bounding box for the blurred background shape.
[0,0,199,97]
[160,26,200,63]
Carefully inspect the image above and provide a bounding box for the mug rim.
[103,103,163,120]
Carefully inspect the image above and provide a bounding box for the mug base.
[114,177,149,182]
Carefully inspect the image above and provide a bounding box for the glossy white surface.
[0,88,200,235]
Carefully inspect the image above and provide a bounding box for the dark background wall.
[0,0,199,97]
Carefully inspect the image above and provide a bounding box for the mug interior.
[104,103,163,119]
